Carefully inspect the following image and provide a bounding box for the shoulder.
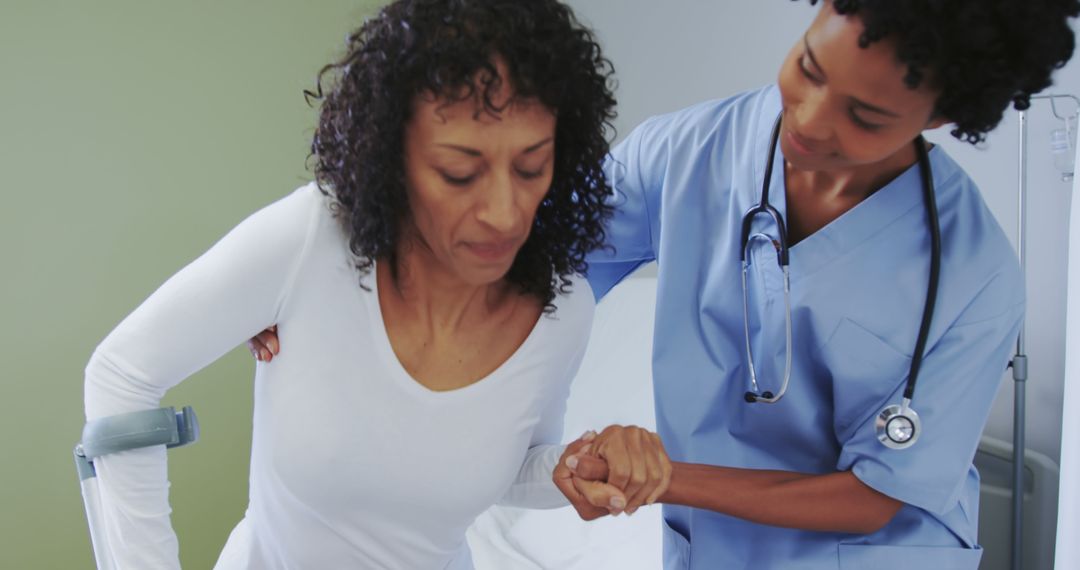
[627,84,780,147]
[554,273,596,316]
[220,182,353,299]
[544,274,596,335]
[276,181,338,228]
[612,85,780,188]
[930,150,1025,324]
[267,181,350,252]
[198,181,331,265]
[243,181,333,238]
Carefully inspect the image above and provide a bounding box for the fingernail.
[262,349,271,361]
[566,456,579,470]
[583,430,597,441]
[627,507,637,515]
[581,444,592,454]
[609,496,626,510]
[269,341,278,354]
[254,351,261,361]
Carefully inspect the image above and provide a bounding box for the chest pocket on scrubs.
[820,318,912,441]
[838,543,982,570]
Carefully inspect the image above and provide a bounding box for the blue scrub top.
[586,86,1024,570]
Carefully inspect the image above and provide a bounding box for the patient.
[83,1,668,568]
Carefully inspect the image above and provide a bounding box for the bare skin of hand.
[247,325,279,362]
[554,432,629,519]
[566,425,672,515]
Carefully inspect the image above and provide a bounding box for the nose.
[792,89,832,141]
[475,173,521,235]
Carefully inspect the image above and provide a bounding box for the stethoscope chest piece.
[875,402,921,450]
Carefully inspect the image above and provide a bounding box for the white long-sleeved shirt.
[84,183,594,569]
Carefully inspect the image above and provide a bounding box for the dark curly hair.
[801,0,1080,143]
[304,0,617,309]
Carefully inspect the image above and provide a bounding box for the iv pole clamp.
[73,406,200,570]
[1010,92,1078,570]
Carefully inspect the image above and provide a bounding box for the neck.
[787,141,921,201]
[378,238,507,333]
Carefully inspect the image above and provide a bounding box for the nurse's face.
[776,0,947,172]
[401,66,556,287]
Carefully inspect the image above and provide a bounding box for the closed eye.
[516,168,546,180]
[441,172,476,186]
[849,109,885,132]
[799,54,823,84]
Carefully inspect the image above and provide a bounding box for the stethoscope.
[739,113,941,450]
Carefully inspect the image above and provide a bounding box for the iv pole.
[1012,92,1079,570]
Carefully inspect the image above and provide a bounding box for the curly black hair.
[801,0,1080,143]
[304,0,617,309]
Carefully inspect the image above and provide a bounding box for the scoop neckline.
[361,261,551,399]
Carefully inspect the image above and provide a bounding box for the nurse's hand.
[568,425,672,515]
[247,325,279,362]
[553,432,626,520]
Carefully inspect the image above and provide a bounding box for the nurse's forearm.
[660,463,902,534]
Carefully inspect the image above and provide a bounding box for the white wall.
[565,0,1079,470]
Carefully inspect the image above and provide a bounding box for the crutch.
[73,406,200,569]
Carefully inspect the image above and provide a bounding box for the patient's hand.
[563,425,671,516]
[247,325,280,362]
[553,432,625,520]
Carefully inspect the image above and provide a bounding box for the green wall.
[0,2,383,567]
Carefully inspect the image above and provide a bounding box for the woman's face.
[401,75,556,287]
[776,0,946,172]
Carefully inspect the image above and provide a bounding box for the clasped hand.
[553,425,672,520]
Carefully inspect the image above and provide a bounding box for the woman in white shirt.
[83,1,670,568]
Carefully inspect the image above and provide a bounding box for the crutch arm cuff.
[75,406,199,463]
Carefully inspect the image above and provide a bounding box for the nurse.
[555,0,1079,568]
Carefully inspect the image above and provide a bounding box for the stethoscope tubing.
[741,112,940,419]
